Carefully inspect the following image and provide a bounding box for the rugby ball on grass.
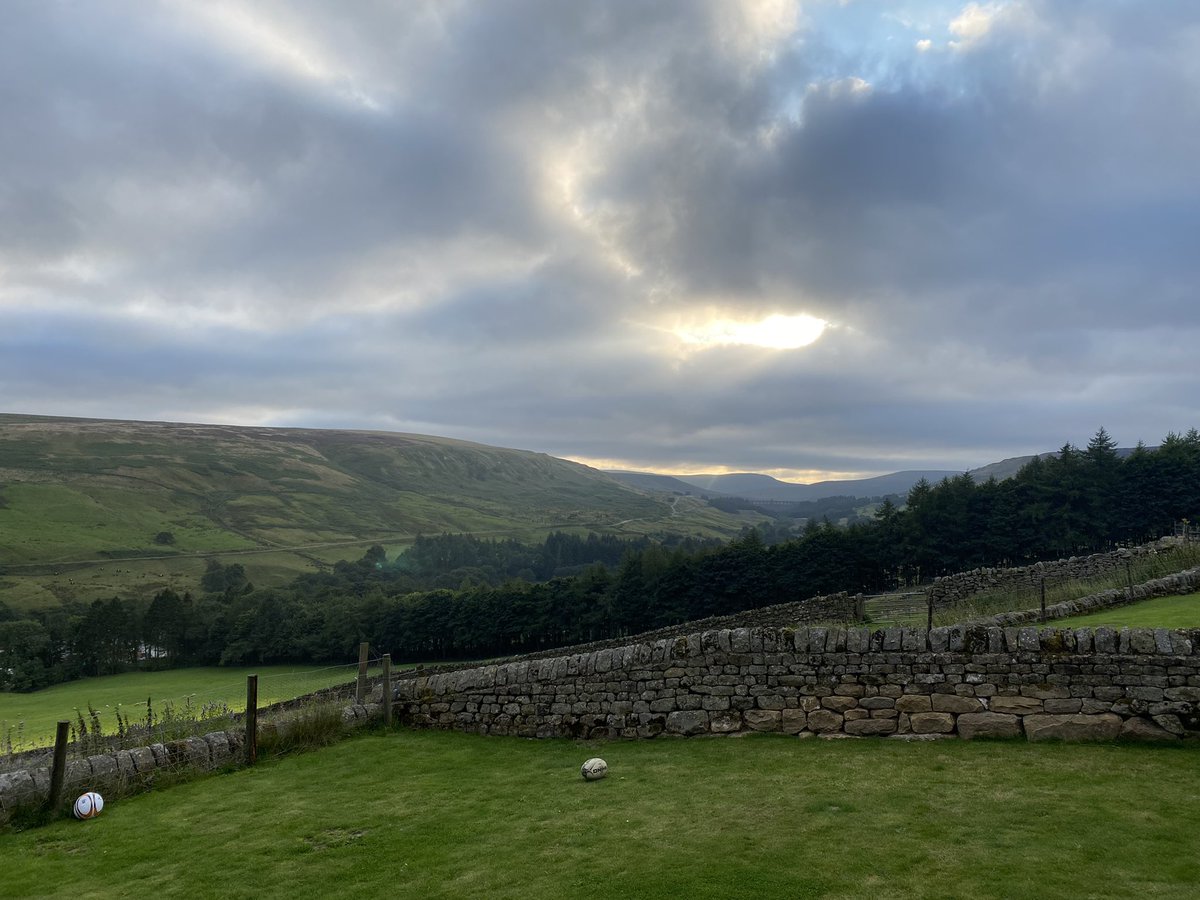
[580,757,608,781]
[74,791,104,819]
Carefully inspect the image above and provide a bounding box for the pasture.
[0,665,382,750]
[1049,592,1200,629]
[2,730,1198,898]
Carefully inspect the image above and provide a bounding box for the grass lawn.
[2,730,1198,899]
[0,665,384,750]
[1048,592,1200,629]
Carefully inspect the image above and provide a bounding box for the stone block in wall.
[806,709,844,733]
[1120,717,1179,741]
[1128,631,1157,655]
[115,750,137,777]
[1024,714,1122,742]
[64,759,91,790]
[988,696,1044,715]
[1003,628,1020,652]
[895,695,932,713]
[666,710,710,735]
[730,629,751,653]
[931,695,983,714]
[709,711,743,733]
[744,710,781,732]
[833,683,866,698]
[0,770,40,811]
[781,709,807,734]
[1044,699,1083,714]
[88,754,118,783]
[1152,714,1186,736]
[860,697,895,710]
[1019,684,1071,700]
[1126,686,1165,702]
[845,718,898,736]
[957,713,1021,740]
[1093,628,1117,653]
[909,712,955,734]
[821,696,857,713]
[809,628,828,652]
[844,709,869,721]
[128,746,156,774]
[1165,686,1200,702]
[1016,628,1039,651]
[203,731,232,764]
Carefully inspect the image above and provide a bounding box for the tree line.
[3,428,1199,690]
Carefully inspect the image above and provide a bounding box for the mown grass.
[2,730,1198,899]
[1045,592,1200,629]
[0,665,386,750]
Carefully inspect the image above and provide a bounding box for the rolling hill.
[0,414,757,609]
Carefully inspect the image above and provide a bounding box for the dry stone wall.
[0,702,379,824]
[480,591,861,666]
[927,540,1177,607]
[393,622,1200,744]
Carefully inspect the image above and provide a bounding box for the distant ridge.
[603,471,729,496]
[612,446,1152,504]
[670,470,960,502]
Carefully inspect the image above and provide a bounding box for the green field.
[1047,592,1200,629]
[0,665,383,750]
[0,414,759,611]
[3,730,1198,898]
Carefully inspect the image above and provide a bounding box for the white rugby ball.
[580,757,608,781]
[73,791,104,820]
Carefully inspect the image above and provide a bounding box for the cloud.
[2,1,1199,480]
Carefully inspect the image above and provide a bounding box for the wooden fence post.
[382,654,393,727]
[46,720,70,812]
[355,641,370,704]
[926,593,933,631]
[245,674,258,767]
[1040,578,1046,621]
[1126,560,1134,599]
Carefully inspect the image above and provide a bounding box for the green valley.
[0,414,757,610]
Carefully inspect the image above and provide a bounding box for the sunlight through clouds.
[674,313,828,351]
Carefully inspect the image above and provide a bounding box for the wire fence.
[1,659,384,773]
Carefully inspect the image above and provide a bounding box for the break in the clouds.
[2,1,1199,480]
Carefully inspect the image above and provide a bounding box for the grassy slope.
[1047,592,1200,629]
[3,730,1199,899]
[0,414,758,609]
[0,665,389,749]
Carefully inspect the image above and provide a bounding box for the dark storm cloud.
[2,1,1199,478]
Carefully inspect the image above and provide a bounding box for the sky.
[2,1,1198,482]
